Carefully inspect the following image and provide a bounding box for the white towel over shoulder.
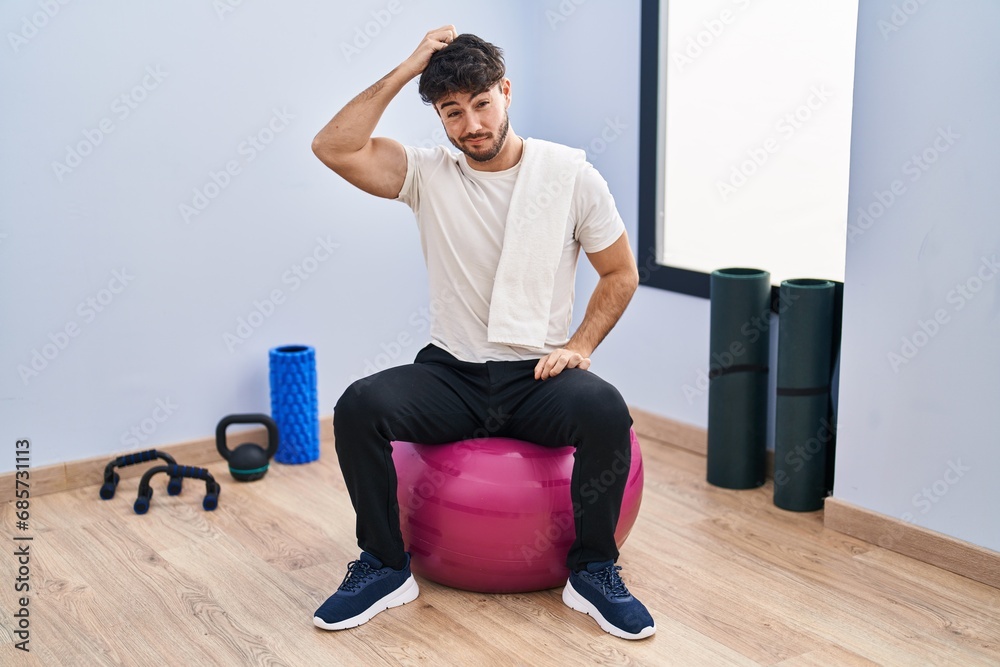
[487,138,586,349]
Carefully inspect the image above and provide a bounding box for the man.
[310,26,654,641]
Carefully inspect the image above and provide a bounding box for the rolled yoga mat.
[773,279,837,511]
[706,268,772,489]
[269,345,320,464]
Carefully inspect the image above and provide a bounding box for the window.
[638,0,859,297]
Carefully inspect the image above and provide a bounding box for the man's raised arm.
[311,25,457,199]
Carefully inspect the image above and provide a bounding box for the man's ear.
[502,78,512,107]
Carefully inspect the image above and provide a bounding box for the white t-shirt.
[396,143,625,363]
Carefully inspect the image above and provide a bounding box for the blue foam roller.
[269,345,320,464]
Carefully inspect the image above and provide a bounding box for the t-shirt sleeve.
[572,161,627,253]
[396,144,452,212]
[395,145,419,208]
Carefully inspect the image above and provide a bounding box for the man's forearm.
[312,66,415,158]
[566,270,638,358]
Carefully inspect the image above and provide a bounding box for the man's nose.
[465,117,485,136]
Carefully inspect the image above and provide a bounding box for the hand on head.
[403,25,458,78]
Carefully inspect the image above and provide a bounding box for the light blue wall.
[0,0,535,469]
[834,0,1000,551]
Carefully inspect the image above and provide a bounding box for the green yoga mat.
[706,268,771,489]
[773,279,838,511]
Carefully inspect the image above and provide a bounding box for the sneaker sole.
[313,574,420,631]
[562,579,656,640]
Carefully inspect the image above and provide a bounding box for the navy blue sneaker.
[563,561,656,640]
[313,552,419,630]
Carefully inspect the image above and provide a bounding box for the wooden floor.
[2,436,998,666]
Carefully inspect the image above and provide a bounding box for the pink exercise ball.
[391,429,644,593]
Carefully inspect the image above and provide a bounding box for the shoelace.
[337,560,379,593]
[587,565,631,599]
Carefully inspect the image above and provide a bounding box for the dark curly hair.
[418,34,506,106]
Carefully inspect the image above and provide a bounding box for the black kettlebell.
[216,414,279,482]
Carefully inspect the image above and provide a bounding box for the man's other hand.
[534,348,592,380]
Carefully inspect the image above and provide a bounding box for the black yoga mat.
[706,268,771,489]
[773,279,837,511]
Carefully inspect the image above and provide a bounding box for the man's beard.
[450,112,510,163]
